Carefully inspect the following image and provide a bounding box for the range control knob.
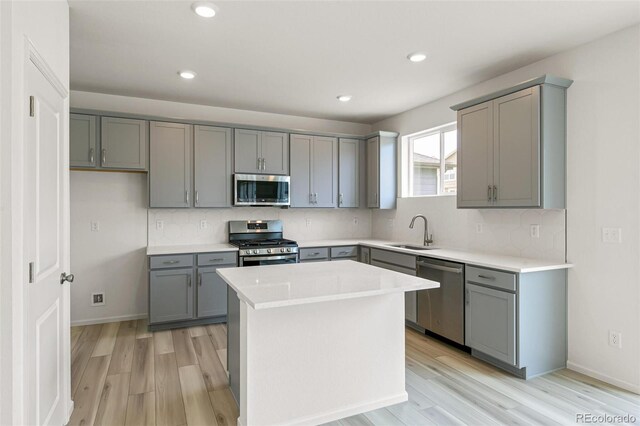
[280,248,285,253]
[267,249,272,254]
[253,250,258,254]
[286,248,292,252]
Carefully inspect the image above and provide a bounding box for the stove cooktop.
[230,238,298,249]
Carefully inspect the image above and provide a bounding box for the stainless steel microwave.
[234,174,290,206]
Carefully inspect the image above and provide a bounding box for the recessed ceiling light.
[179,70,197,79]
[191,1,218,18]
[337,95,352,102]
[407,52,427,63]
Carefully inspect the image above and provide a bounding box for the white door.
[24,58,70,425]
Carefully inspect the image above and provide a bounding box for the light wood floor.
[70,321,640,426]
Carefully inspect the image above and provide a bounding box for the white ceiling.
[69,1,640,124]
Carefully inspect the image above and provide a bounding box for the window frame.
[407,123,457,197]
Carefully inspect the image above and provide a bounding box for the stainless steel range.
[228,220,299,267]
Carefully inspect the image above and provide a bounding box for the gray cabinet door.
[149,121,192,208]
[149,269,194,324]
[457,101,493,208]
[366,137,380,208]
[100,117,147,170]
[312,136,337,208]
[194,125,232,207]
[261,131,289,175]
[493,86,540,207]
[465,283,516,365]
[405,291,417,323]
[70,114,98,168]
[338,138,359,208]
[234,129,260,173]
[197,266,231,318]
[289,134,312,207]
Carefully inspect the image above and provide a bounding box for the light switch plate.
[305,218,311,227]
[530,224,540,238]
[200,220,208,229]
[156,220,164,231]
[91,221,100,232]
[476,223,483,234]
[602,227,622,243]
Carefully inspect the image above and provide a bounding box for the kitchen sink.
[387,244,438,251]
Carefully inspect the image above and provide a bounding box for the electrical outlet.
[156,220,164,231]
[200,220,208,229]
[305,218,311,227]
[91,221,100,232]
[353,217,359,226]
[609,330,622,348]
[530,224,540,239]
[91,292,105,306]
[387,219,395,228]
[476,223,483,234]
[602,227,622,244]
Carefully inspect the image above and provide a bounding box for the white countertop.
[299,239,572,273]
[217,260,439,310]
[146,243,238,256]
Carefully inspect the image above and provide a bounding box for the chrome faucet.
[409,215,433,246]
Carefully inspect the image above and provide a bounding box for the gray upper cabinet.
[338,138,359,208]
[70,114,98,168]
[149,268,194,324]
[452,75,572,209]
[290,134,337,208]
[100,117,148,170]
[234,129,289,175]
[149,121,192,208]
[194,126,232,208]
[366,132,397,209]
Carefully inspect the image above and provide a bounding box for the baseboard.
[567,361,640,395]
[70,313,147,326]
[65,400,74,424]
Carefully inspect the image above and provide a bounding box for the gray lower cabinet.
[290,134,338,208]
[149,251,237,330]
[197,265,232,318]
[299,247,329,262]
[149,121,192,208]
[465,282,516,365]
[194,125,232,207]
[70,114,98,168]
[101,116,148,170]
[234,129,289,175]
[149,268,194,324]
[338,138,359,208]
[369,248,417,323]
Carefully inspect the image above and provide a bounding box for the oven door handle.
[244,255,298,262]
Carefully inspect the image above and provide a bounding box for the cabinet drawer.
[330,246,358,259]
[370,248,416,270]
[149,254,194,270]
[197,252,237,267]
[299,247,329,261]
[370,260,416,276]
[466,266,516,292]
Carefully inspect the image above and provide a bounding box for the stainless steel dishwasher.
[416,257,465,345]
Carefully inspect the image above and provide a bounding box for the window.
[408,124,457,196]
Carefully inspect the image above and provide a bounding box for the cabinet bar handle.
[262,158,266,170]
[101,148,106,165]
[339,193,344,205]
[309,252,320,256]
[487,185,492,202]
[478,274,496,280]
[257,157,261,170]
[338,251,350,255]
[185,190,190,205]
[195,190,199,205]
[187,275,192,287]
[314,193,318,204]
[89,148,94,164]
[209,258,224,262]
[198,273,202,286]
[309,193,313,204]
[493,185,498,202]
[162,260,180,265]
[466,289,470,305]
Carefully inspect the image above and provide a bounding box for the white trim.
[25,38,68,98]
[70,313,147,327]
[65,400,74,425]
[567,361,640,395]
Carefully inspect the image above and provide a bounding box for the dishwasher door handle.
[417,261,463,274]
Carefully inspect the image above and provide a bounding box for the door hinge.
[28,262,34,283]
[29,96,35,117]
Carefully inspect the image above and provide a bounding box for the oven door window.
[241,255,298,267]
[236,179,289,204]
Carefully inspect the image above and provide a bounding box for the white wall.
[0,0,70,423]
[69,93,374,325]
[372,25,640,393]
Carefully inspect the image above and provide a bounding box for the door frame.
[0,37,71,425]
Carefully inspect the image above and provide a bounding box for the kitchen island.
[217,260,439,426]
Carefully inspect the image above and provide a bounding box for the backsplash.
[147,207,373,246]
[371,196,566,262]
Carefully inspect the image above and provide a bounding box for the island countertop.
[217,260,439,310]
